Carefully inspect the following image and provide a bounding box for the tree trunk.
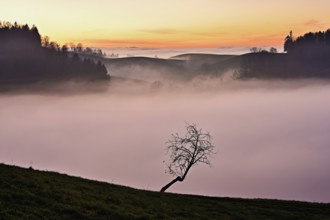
[160,164,193,192]
[160,176,182,192]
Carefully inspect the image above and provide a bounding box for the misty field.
[1,79,330,202]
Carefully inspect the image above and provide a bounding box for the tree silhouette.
[76,43,83,53]
[239,29,330,79]
[160,123,216,192]
[0,21,110,86]
[61,44,69,53]
[42,36,50,48]
[270,47,277,53]
[284,30,294,53]
[250,47,260,53]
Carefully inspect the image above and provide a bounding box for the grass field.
[0,164,329,219]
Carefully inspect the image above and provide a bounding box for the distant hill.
[99,54,240,82]
[101,29,330,81]
[171,53,236,63]
[239,29,330,79]
[2,23,330,87]
[1,164,329,219]
[102,57,188,81]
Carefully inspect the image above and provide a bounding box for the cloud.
[303,19,326,29]
[85,39,155,45]
[139,28,229,37]
[232,33,285,47]
[139,28,182,35]
[83,38,163,48]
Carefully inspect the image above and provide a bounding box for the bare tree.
[160,123,216,192]
[270,47,278,53]
[250,47,258,53]
[250,47,265,53]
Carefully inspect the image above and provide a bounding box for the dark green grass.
[0,164,329,220]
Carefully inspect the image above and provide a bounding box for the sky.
[1,0,330,48]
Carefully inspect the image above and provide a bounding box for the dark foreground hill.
[0,164,329,220]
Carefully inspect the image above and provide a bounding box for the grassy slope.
[0,164,329,220]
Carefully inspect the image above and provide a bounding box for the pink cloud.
[303,19,325,29]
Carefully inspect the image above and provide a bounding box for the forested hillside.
[0,21,109,85]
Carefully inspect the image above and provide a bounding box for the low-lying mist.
[1,79,330,202]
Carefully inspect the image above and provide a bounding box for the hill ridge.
[1,163,329,219]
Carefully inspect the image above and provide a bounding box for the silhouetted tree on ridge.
[284,30,294,53]
[161,123,216,192]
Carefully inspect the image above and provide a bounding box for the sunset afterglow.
[1,0,330,48]
[2,0,330,211]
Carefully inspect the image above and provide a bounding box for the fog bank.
[1,80,330,202]
[102,46,282,58]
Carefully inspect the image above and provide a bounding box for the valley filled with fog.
[102,46,263,59]
[1,78,330,202]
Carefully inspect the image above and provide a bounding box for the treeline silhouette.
[239,29,330,79]
[0,21,109,85]
[41,36,106,58]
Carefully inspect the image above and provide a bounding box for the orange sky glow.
[1,0,330,48]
